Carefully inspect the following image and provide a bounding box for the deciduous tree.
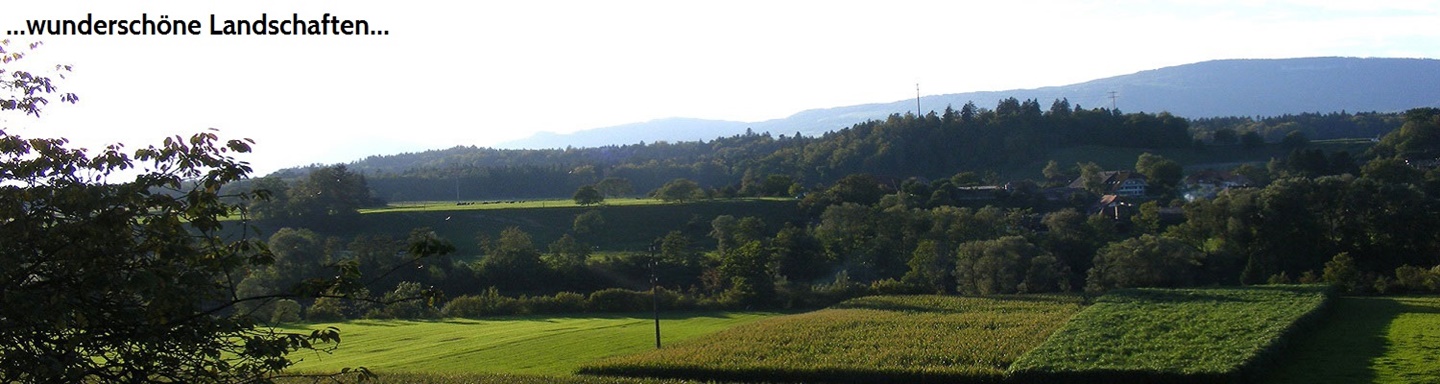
[653,178,702,203]
[1086,234,1204,292]
[573,184,604,205]
[1135,153,1182,195]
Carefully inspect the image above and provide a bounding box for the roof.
[1069,170,1147,189]
[1185,170,1253,187]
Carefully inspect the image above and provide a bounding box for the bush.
[813,271,866,298]
[1268,271,1294,285]
[374,281,440,319]
[305,297,346,322]
[1395,265,1440,293]
[588,288,649,312]
[867,278,922,295]
[527,291,588,314]
[1322,252,1364,294]
[442,287,519,318]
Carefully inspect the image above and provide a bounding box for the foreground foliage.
[1009,285,1331,383]
[580,295,1084,383]
[1,41,442,382]
[0,127,363,382]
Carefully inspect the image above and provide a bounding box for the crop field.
[281,311,779,377]
[579,295,1086,383]
[1262,295,1440,384]
[1008,285,1331,383]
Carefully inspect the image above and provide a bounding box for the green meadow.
[242,197,806,256]
[283,312,780,376]
[359,197,796,214]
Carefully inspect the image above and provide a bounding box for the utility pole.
[649,245,661,349]
[1107,91,1118,111]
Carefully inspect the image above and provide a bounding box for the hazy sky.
[3,1,1438,175]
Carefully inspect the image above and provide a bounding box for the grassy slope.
[1008,286,1330,382]
[361,197,795,214]
[1262,295,1440,384]
[283,312,779,377]
[580,295,1085,383]
[249,198,805,256]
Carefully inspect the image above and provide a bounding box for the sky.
[3,1,1439,176]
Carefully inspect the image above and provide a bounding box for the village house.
[1069,170,1148,197]
[1183,169,1254,200]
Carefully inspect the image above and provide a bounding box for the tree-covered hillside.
[267,102,1400,203]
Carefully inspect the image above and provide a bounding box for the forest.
[224,105,1440,322]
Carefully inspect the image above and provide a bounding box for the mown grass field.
[282,312,780,377]
[276,372,716,384]
[360,197,795,214]
[579,295,1086,383]
[1008,285,1331,383]
[245,198,805,256]
[1262,295,1440,384]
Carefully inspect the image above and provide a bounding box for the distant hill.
[498,57,1440,149]
[500,117,750,149]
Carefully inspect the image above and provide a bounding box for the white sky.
[3,1,1439,175]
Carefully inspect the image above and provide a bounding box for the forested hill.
[273,102,1404,202]
[499,57,1440,149]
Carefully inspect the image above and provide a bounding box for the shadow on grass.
[1260,296,1400,384]
[1102,286,1329,305]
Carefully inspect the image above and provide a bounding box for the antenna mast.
[916,83,922,117]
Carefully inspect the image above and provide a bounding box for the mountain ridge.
[498,57,1440,149]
